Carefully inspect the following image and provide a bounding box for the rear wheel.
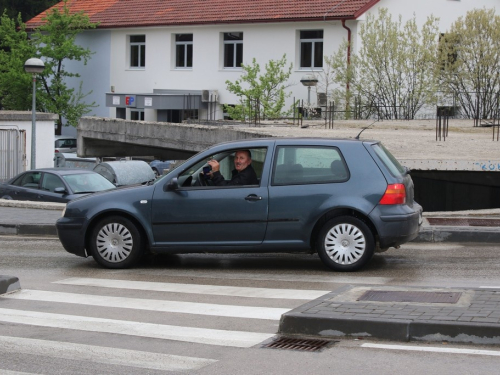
[89,216,143,269]
[316,216,374,272]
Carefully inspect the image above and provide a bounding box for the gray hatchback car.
[56,138,422,271]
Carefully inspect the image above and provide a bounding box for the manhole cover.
[263,337,334,352]
[427,218,500,227]
[357,290,462,304]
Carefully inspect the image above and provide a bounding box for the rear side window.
[371,143,405,177]
[272,146,348,185]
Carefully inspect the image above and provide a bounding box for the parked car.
[55,135,77,153]
[93,160,156,186]
[0,168,116,203]
[150,160,176,177]
[56,138,422,271]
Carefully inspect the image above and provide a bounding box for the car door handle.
[245,194,262,201]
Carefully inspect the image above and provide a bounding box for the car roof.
[30,168,97,176]
[55,135,76,140]
[211,137,378,147]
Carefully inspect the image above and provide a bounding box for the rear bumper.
[55,217,88,258]
[371,202,423,248]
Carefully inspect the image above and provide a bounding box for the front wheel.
[316,216,375,272]
[89,216,143,269]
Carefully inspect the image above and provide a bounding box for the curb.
[413,226,500,243]
[279,286,500,345]
[0,224,57,237]
[0,276,21,295]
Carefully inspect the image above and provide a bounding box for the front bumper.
[56,216,88,258]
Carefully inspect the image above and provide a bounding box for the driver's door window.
[177,148,266,188]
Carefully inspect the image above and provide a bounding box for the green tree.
[328,8,439,120]
[0,0,59,22]
[30,0,98,133]
[224,54,293,121]
[439,8,500,122]
[0,11,36,110]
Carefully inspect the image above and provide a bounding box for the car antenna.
[355,119,378,140]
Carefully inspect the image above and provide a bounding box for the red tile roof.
[26,0,379,29]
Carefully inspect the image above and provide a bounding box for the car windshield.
[63,173,116,194]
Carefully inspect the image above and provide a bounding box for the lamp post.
[24,58,45,170]
[300,74,318,119]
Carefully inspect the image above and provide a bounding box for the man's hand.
[207,159,220,172]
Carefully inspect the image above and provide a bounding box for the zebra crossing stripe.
[0,308,274,348]
[3,289,288,320]
[54,277,330,300]
[0,335,217,371]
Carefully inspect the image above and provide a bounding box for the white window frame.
[299,30,323,70]
[129,35,146,69]
[175,34,193,69]
[223,32,243,69]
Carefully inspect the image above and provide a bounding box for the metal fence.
[0,126,26,182]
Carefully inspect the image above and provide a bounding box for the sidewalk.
[280,284,500,345]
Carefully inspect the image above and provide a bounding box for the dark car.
[56,138,422,271]
[150,160,176,177]
[0,168,116,203]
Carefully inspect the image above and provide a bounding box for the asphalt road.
[1,237,500,374]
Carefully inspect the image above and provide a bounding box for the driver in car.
[207,149,259,186]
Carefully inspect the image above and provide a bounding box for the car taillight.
[379,183,406,205]
[55,150,59,153]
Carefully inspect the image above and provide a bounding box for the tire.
[89,216,143,269]
[316,216,375,272]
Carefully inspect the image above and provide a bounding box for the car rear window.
[371,143,406,177]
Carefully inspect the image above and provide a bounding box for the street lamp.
[24,58,45,170]
[300,73,318,105]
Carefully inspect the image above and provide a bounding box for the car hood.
[68,183,154,205]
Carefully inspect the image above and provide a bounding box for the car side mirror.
[165,177,179,191]
[54,187,67,194]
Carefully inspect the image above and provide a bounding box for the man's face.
[234,151,251,172]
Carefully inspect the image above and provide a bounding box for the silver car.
[55,135,77,153]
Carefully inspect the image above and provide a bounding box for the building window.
[176,34,193,68]
[300,30,323,69]
[131,109,144,121]
[223,32,243,68]
[130,35,145,68]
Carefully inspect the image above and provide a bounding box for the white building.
[26,0,498,131]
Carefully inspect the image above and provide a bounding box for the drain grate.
[427,218,500,227]
[358,290,462,304]
[263,337,334,352]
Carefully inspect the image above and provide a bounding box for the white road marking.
[0,335,217,371]
[118,270,391,285]
[2,289,288,320]
[362,343,500,356]
[54,277,330,300]
[0,308,274,348]
[479,286,500,289]
[0,370,36,375]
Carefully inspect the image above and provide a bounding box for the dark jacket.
[212,165,259,186]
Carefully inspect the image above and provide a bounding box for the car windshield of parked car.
[63,173,116,194]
